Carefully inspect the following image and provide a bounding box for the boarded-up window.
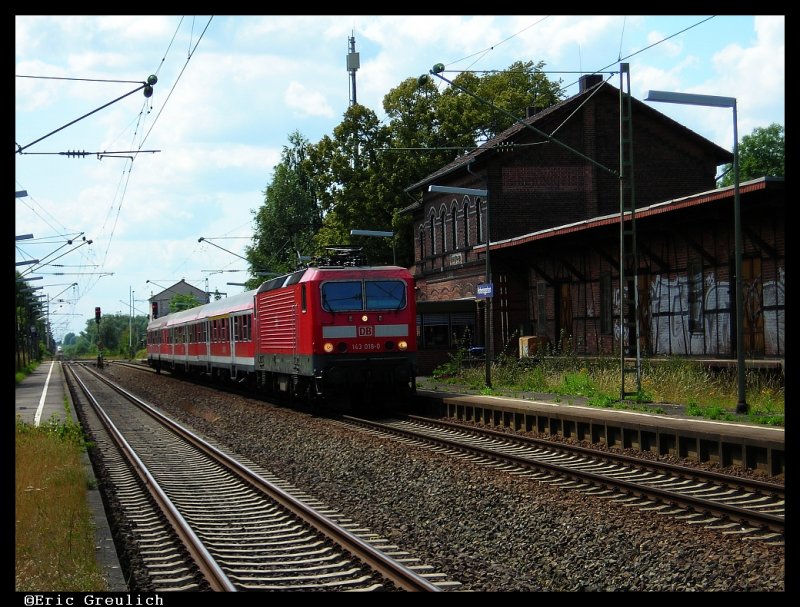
[536,280,547,335]
[688,259,703,333]
[600,273,612,334]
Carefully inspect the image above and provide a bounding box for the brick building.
[404,75,785,374]
[148,279,210,320]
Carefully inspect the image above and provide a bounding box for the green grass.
[428,354,784,426]
[16,362,38,385]
[15,390,108,591]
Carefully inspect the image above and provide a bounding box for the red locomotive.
[146,255,417,404]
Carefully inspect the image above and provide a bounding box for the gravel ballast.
[99,365,785,592]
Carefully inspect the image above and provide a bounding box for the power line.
[19,149,161,158]
[16,74,145,84]
[15,78,157,154]
[429,16,717,99]
[140,16,213,149]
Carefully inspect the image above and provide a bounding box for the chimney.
[579,74,603,92]
[526,106,544,118]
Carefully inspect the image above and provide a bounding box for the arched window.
[440,206,447,253]
[476,198,484,243]
[462,198,470,248]
[451,203,458,250]
[428,209,436,255]
[418,225,426,265]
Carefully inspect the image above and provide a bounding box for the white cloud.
[15,15,785,340]
[284,81,336,118]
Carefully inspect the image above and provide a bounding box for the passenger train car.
[146,263,417,403]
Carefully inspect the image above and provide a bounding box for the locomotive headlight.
[361,314,369,322]
[398,340,408,351]
[323,342,334,353]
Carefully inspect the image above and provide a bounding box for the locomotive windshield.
[321,279,406,312]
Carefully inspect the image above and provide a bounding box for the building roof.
[402,78,733,211]
[478,176,783,253]
[148,278,206,300]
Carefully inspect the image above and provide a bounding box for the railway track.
[65,362,455,592]
[111,360,785,544]
[338,415,785,546]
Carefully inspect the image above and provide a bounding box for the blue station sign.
[476,282,494,299]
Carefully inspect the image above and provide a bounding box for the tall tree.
[15,273,48,369]
[247,131,322,280]
[169,293,202,313]
[250,61,565,268]
[436,60,563,146]
[719,123,784,186]
[309,104,395,263]
[69,312,149,357]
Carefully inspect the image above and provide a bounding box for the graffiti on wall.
[645,268,784,357]
[762,266,785,357]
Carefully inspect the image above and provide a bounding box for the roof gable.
[405,79,733,196]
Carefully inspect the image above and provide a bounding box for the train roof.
[147,288,257,329]
[255,266,412,295]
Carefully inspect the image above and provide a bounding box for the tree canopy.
[719,122,784,186]
[169,293,203,313]
[245,60,565,272]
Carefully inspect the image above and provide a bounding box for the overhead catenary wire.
[18,16,215,343]
[427,15,717,100]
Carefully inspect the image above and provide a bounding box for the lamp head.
[431,63,445,74]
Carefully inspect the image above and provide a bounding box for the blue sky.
[15,15,785,343]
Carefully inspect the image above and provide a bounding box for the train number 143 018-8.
[351,342,380,350]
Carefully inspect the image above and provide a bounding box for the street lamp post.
[645,90,746,413]
[428,184,492,388]
[350,229,396,265]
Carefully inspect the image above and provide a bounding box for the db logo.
[358,326,374,337]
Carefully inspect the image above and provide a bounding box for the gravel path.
[100,366,785,592]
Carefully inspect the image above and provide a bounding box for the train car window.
[321,281,363,312]
[233,315,251,341]
[301,284,307,313]
[365,280,406,310]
